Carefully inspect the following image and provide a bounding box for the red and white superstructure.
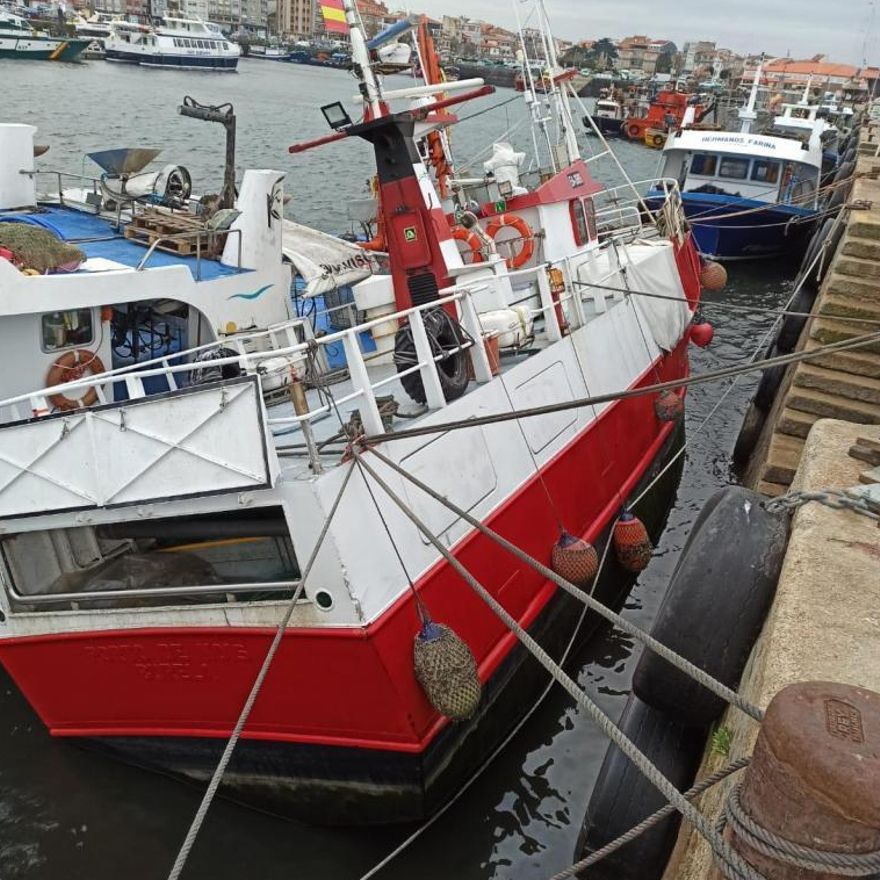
[0,1,704,824]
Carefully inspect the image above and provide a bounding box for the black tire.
[827,179,852,214]
[833,160,855,184]
[394,307,470,405]
[754,346,786,413]
[776,280,818,353]
[732,402,765,466]
[188,347,243,385]
[632,487,789,727]
[575,694,705,880]
[843,146,856,164]
[799,217,843,286]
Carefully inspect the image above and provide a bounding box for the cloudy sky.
[423,0,877,65]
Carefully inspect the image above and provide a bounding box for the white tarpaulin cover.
[282,219,378,297]
[623,243,692,352]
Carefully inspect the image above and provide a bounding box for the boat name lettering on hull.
[83,640,252,682]
[701,135,777,150]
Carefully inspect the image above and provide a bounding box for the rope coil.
[718,782,880,878]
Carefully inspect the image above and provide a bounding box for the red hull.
[0,337,691,756]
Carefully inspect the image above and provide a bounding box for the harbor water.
[0,58,795,880]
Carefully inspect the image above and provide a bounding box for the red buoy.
[654,389,684,422]
[690,318,714,348]
[613,512,653,572]
[700,259,728,291]
[551,530,599,586]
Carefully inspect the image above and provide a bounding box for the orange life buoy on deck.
[625,120,643,140]
[360,232,386,252]
[486,213,535,270]
[46,349,106,412]
[451,225,484,264]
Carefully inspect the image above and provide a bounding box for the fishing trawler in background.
[587,90,626,137]
[104,15,239,70]
[0,0,710,825]
[646,61,826,260]
[621,88,714,144]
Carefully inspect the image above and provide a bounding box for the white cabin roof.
[663,129,823,168]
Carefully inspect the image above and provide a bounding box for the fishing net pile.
[0,223,84,273]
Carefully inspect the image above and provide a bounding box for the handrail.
[36,170,103,207]
[0,291,466,412]
[10,579,305,606]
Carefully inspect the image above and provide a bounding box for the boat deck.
[0,204,248,281]
[266,343,548,479]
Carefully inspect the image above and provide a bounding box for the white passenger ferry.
[105,15,239,71]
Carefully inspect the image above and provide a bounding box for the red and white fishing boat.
[0,1,707,824]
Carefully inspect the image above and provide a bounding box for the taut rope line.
[165,462,357,880]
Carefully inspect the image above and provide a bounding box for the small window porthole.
[41,309,94,352]
[314,590,334,611]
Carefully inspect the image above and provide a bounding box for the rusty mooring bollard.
[723,681,880,879]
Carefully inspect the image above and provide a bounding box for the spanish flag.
[321,0,348,34]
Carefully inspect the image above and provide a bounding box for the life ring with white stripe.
[486,213,535,270]
[450,225,484,264]
[46,349,105,411]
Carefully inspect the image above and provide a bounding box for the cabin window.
[718,157,750,180]
[751,160,780,184]
[570,198,590,246]
[41,309,94,353]
[1,508,302,611]
[689,154,718,177]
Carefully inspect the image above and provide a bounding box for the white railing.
[35,170,103,207]
[0,291,494,440]
[0,226,664,444]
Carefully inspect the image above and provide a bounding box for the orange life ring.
[451,225,484,264]
[625,121,643,139]
[651,133,665,148]
[46,349,106,411]
[486,213,535,270]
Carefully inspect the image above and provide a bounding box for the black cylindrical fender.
[575,694,705,880]
[754,345,786,413]
[732,402,765,467]
[632,486,789,726]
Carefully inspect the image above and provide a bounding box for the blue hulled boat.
[646,64,829,261]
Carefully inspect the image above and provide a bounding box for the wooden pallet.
[124,208,210,256]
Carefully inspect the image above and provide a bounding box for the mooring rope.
[718,783,880,878]
[367,446,763,722]
[165,461,357,880]
[363,328,880,445]
[352,449,764,880]
[357,533,617,880]
[626,206,851,509]
[547,756,753,880]
[575,282,880,326]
